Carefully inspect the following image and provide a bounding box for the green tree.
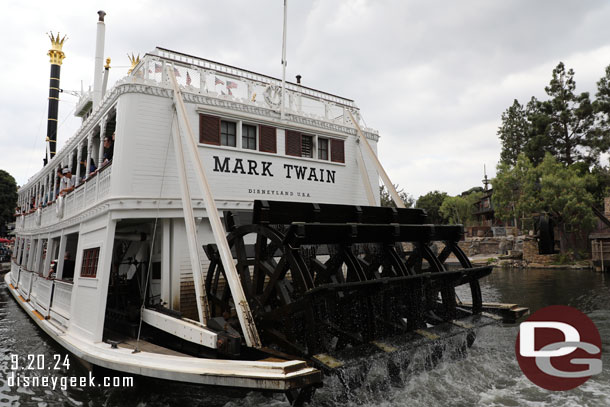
[590,163,610,206]
[592,64,610,157]
[492,154,596,253]
[492,155,538,229]
[544,62,596,165]
[415,190,448,224]
[379,184,414,208]
[498,63,608,168]
[524,96,554,165]
[498,99,530,166]
[439,191,483,226]
[0,169,18,236]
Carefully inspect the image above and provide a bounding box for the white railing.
[132,50,368,128]
[64,192,76,219]
[41,205,54,227]
[84,174,97,207]
[50,280,73,327]
[24,214,35,230]
[17,269,33,300]
[20,164,113,231]
[10,263,19,287]
[31,277,54,318]
[97,165,112,199]
[8,264,73,329]
[74,186,85,211]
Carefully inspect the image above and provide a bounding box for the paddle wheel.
[204,200,491,373]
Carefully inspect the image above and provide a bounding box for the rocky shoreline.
[463,236,593,270]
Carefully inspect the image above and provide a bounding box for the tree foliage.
[439,191,483,226]
[415,190,448,224]
[592,64,610,155]
[544,62,597,165]
[498,99,530,166]
[0,169,18,235]
[492,154,596,252]
[379,184,414,208]
[498,62,609,168]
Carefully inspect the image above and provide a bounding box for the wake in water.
[2,268,610,407]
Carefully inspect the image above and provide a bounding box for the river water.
[1,267,609,406]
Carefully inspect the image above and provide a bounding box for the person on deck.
[56,168,66,197]
[89,158,97,174]
[59,168,75,196]
[79,159,87,183]
[102,134,114,165]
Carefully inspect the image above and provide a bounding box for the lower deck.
[4,269,321,390]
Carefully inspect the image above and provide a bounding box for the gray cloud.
[2,0,609,199]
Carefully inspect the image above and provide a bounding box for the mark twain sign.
[212,156,336,184]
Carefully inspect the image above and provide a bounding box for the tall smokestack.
[45,32,67,166]
[92,10,106,109]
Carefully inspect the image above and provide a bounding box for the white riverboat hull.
[4,269,321,391]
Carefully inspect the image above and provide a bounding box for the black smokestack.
[45,33,67,166]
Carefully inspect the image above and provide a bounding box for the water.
[1,268,609,406]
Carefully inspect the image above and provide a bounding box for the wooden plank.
[459,301,518,310]
[118,338,189,357]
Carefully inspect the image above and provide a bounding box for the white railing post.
[75,142,83,187]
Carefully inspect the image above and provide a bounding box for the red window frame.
[80,247,100,278]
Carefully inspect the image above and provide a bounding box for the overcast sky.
[2,0,610,200]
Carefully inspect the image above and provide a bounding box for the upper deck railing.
[16,47,379,223]
[17,163,112,232]
[131,48,369,128]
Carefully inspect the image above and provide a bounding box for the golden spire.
[47,32,67,65]
[105,57,111,69]
[127,53,140,74]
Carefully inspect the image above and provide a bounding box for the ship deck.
[4,271,321,391]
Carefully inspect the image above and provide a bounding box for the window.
[318,138,329,160]
[285,130,301,156]
[200,114,220,145]
[286,132,343,161]
[81,247,100,278]
[301,135,313,158]
[331,139,345,163]
[259,125,277,153]
[242,124,257,150]
[221,120,236,147]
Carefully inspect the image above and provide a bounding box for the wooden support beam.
[167,66,261,348]
[348,110,405,208]
[169,113,210,326]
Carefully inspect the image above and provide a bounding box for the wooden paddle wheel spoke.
[252,232,269,295]
[285,247,315,293]
[232,233,252,297]
[442,241,484,313]
[406,247,424,274]
[259,256,290,306]
[384,244,411,277]
[342,245,366,282]
[437,243,453,264]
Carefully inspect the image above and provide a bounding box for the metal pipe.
[280,0,287,120]
[101,58,111,99]
[92,11,106,109]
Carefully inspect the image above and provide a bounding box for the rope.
[133,110,175,353]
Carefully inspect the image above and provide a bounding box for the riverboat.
[5,11,498,404]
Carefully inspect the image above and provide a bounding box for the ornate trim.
[20,80,379,192]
